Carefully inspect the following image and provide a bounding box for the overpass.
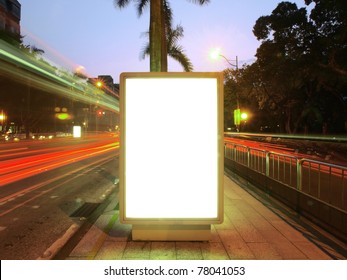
[0,39,119,113]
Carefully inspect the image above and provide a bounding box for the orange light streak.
[0,141,119,187]
[0,152,118,216]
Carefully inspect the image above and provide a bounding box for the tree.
[251,2,311,133]
[305,0,347,133]
[305,0,347,77]
[114,0,210,71]
[150,0,163,71]
[140,24,194,71]
[249,1,347,134]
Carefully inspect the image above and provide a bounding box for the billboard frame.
[119,72,224,239]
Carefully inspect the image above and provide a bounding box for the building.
[0,0,21,41]
[88,75,119,99]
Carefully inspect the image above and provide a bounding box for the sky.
[20,0,311,83]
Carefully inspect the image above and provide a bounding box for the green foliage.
[114,0,209,71]
[226,0,347,134]
[140,24,193,71]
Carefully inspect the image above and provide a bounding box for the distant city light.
[55,113,70,120]
[241,112,248,120]
[73,126,81,138]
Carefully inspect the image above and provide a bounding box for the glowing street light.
[96,81,103,88]
[210,49,242,132]
[210,48,238,69]
[209,48,221,60]
[0,110,6,131]
[241,112,248,121]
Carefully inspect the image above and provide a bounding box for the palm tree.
[114,0,210,71]
[141,24,194,72]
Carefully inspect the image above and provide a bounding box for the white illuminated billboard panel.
[120,72,223,224]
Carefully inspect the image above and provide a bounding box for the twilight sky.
[20,0,311,83]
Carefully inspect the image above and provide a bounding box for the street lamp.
[0,110,6,132]
[96,81,103,88]
[241,112,248,121]
[210,48,241,131]
[0,112,6,121]
[240,112,249,132]
[210,48,238,70]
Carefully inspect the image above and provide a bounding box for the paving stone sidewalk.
[66,173,346,260]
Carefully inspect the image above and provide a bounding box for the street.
[0,134,119,259]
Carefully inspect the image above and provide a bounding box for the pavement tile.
[217,229,255,259]
[270,220,309,242]
[94,241,127,260]
[255,227,290,246]
[224,196,236,206]
[231,220,267,243]
[176,242,203,260]
[247,242,282,260]
[249,217,276,232]
[252,205,284,222]
[123,241,151,259]
[200,242,229,260]
[270,240,309,259]
[149,241,176,260]
[224,205,246,220]
[224,187,243,200]
[223,241,256,260]
[293,241,332,260]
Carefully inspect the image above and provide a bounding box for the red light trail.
[0,136,119,187]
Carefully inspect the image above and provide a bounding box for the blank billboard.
[120,72,223,225]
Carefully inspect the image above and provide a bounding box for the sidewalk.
[65,172,346,260]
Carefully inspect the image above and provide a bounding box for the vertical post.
[150,0,162,72]
[247,147,250,168]
[160,0,167,72]
[297,159,302,191]
[266,152,270,177]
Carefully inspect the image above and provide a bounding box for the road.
[0,133,119,259]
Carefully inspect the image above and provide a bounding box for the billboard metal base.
[132,224,211,241]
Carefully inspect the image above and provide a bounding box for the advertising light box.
[120,72,224,227]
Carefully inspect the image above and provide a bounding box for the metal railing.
[225,142,347,212]
[298,159,347,211]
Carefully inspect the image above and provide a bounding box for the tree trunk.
[150,0,162,72]
[160,0,168,72]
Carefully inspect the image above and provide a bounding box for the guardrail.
[298,159,347,211]
[224,141,347,241]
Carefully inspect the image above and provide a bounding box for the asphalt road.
[0,135,119,259]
